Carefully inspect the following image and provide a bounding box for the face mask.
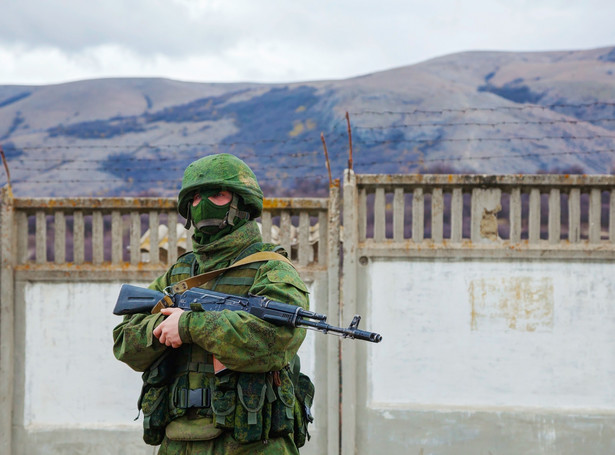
[190,189,231,235]
[189,190,252,244]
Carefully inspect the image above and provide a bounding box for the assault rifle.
[113,284,382,343]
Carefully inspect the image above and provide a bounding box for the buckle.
[186,388,211,408]
[163,285,174,296]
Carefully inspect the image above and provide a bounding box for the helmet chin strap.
[184,208,192,229]
[194,193,251,231]
[225,193,251,226]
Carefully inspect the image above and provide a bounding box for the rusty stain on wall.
[469,276,554,332]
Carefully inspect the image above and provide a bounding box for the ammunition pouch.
[211,373,238,430]
[165,416,222,441]
[140,385,170,445]
[233,373,268,443]
[138,360,315,447]
[269,368,296,438]
[138,351,176,445]
[293,372,315,448]
[207,359,315,446]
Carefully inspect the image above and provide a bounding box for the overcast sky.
[1,0,614,86]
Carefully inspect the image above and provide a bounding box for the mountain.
[1,46,615,197]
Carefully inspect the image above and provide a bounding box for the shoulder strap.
[170,251,294,294]
[233,242,287,263]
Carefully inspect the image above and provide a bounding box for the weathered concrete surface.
[23,281,148,427]
[14,427,156,455]
[356,173,615,188]
[357,258,615,454]
[471,188,502,243]
[357,408,615,455]
[16,279,322,455]
[6,176,615,454]
[1,187,15,454]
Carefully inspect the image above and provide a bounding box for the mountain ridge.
[1,46,614,198]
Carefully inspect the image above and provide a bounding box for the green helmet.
[177,153,263,221]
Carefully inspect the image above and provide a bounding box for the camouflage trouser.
[157,433,299,455]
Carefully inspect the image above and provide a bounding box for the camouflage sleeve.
[112,271,170,372]
[112,312,167,372]
[148,272,170,292]
[178,260,309,373]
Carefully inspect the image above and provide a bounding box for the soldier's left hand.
[153,308,184,348]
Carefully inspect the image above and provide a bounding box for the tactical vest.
[138,243,314,447]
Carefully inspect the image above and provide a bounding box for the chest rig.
[165,243,285,418]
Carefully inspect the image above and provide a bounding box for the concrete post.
[342,170,358,455]
[471,188,502,243]
[0,186,15,455]
[327,181,341,455]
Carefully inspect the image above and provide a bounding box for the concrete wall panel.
[356,258,615,454]
[18,279,322,454]
[366,259,615,410]
[24,281,146,427]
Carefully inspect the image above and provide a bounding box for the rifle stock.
[114,285,164,315]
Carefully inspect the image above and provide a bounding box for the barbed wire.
[11,137,332,152]
[4,174,329,185]
[4,101,615,189]
[3,102,614,153]
[8,137,615,170]
[4,117,350,151]
[356,134,615,146]
[5,130,615,163]
[352,148,615,169]
[349,101,615,117]
[7,160,331,173]
[5,149,326,164]
[355,118,615,130]
[5,148,615,185]
[2,101,614,153]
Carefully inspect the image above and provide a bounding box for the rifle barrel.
[297,318,382,343]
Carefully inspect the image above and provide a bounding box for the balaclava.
[189,189,250,244]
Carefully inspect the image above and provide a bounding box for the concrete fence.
[0,186,340,455]
[342,170,615,455]
[2,172,615,454]
[355,173,615,257]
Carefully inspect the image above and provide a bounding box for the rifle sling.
[151,251,294,314]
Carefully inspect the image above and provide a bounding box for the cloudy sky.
[1,0,614,86]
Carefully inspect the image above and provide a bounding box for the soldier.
[113,153,312,454]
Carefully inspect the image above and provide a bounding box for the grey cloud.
[1,0,614,71]
[0,0,242,55]
[0,0,408,58]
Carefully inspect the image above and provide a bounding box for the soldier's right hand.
[153,308,184,348]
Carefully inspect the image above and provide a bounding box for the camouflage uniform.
[113,154,309,454]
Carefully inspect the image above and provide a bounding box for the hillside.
[1,46,614,197]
